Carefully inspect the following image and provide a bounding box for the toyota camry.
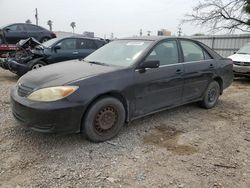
[11,37,233,142]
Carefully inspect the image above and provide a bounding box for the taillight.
[51,33,56,38]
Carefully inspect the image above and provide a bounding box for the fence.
[190,34,250,57]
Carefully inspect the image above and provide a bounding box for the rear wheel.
[199,81,220,109]
[83,97,125,142]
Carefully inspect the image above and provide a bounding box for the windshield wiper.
[237,52,249,54]
[85,61,110,66]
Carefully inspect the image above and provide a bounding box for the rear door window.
[180,40,205,62]
[25,24,41,31]
[77,39,97,49]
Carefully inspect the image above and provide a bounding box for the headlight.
[27,86,79,102]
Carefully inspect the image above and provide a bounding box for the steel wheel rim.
[32,64,44,70]
[208,87,218,103]
[94,106,118,135]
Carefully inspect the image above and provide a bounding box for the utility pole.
[177,27,182,37]
[147,31,151,36]
[35,8,38,26]
[139,29,142,36]
[110,33,114,39]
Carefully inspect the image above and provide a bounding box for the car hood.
[18,60,120,89]
[228,53,250,62]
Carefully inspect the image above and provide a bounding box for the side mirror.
[233,51,237,54]
[4,28,10,32]
[137,60,160,73]
[54,45,61,52]
[139,60,160,69]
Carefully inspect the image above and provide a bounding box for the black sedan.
[0,23,56,44]
[7,37,107,76]
[11,37,233,142]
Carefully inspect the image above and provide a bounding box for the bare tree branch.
[182,0,250,33]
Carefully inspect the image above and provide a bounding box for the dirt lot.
[0,69,249,188]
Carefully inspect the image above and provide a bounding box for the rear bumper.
[11,86,84,134]
[233,64,250,76]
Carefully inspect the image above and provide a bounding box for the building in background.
[157,29,171,36]
[83,31,95,38]
[54,31,83,38]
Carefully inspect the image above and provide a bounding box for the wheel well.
[214,77,223,94]
[80,92,129,131]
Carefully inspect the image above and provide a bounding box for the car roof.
[57,36,106,41]
[2,23,50,31]
[120,36,198,42]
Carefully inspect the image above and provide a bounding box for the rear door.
[77,38,97,59]
[134,40,184,116]
[49,38,77,63]
[4,24,28,44]
[179,39,216,102]
[24,24,43,40]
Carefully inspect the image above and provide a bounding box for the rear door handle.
[176,69,183,74]
[72,51,79,54]
[209,64,214,69]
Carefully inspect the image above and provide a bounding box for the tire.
[40,37,50,43]
[83,97,125,142]
[31,61,46,70]
[199,81,220,109]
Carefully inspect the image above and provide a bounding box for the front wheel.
[83,97,125,142]
[31,61,46,70]
[40,37,50,43]
[199,81,220,109]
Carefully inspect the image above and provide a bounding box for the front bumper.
[233,64,250,76]
[11,86,84,134]
[8,60,30,76]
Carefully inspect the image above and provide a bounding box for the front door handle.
[72,51,79,55]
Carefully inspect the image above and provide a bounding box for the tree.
[193,33,206,36]
[25,19,32,24]
[70,22,76,34]
[47,20,53,31]
[183,0,250,33]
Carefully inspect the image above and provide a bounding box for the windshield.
[41,38,61,48]
[84,40,152,66]
[237,43,250,54]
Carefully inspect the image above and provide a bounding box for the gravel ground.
[0,69,250,188]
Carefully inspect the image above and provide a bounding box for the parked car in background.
[0,23,56,44]
[11,37,233,142]
[6,36,107,76]
[228,43,250,77]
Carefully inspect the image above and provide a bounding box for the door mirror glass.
[139,60,160,69]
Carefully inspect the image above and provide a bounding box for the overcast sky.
[1,0,209,38]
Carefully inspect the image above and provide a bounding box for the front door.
[134,40,184,116]
[50,38,78,63]
[4,24,27,44]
